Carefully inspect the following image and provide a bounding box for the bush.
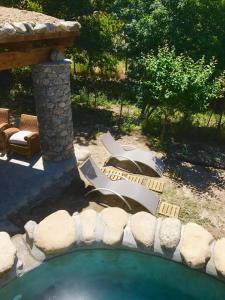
[128,46,225,140]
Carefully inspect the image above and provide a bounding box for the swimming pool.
[1,249,225,300]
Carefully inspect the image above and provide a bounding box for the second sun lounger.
[101,131,165,177]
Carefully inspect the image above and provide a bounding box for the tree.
[112,0,225,69]
[75,11,122,74]
[164,0,225,69]
[128,46,224,140]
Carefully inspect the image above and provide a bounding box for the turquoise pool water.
[1,249,225,300]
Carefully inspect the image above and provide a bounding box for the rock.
[74,147,90,163]
[24,23,34,33]
[131,212,156,248]
[0,232,17,274]
[0,23,16,36]
[58,21,81,32]
[12,22,27,34]
[122,222,137,248]
[50,50,65,62]
[214,238,225,276]
[80,210,97,245]
[159,218,181,250]
[33,23,48,33]
[180,222,213,269]
[45,23,56,32]
[11,234,40,273]
[34,210,76,254]
[101,207,128,246]
[24,220,37,241]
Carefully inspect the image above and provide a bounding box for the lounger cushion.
[9,130,32,145]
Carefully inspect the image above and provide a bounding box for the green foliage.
[1,0,225,142]
[113,0,225,68]
[25,0,43,12]
[128,46,224,115]
[75,12,122,73]
[165,0,225,69]
[113,0,171,57]
[39,0,92,19]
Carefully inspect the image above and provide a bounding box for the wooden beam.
[2,36,74,52]
[0,46,65,71]
[4,42,33,52]
[48,37,75,47]
[0,31,79,45]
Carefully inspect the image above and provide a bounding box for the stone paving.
[0,153,79,232]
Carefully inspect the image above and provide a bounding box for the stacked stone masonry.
[32,61,74,161]
[0,20,80,37]
[0,208,225,287]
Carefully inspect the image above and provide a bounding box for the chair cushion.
[9,130,32,145]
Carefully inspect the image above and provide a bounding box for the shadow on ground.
[9,178,87,230]
[164,158,224,193]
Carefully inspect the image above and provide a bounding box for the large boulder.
[0,232,17,275]
[180,222,213,269]
[214,238,225,276]
[80,209,97,245]
[101,207,128,246]
[34,210,76,254]
[159,218,181,250]
[131,212,156,248]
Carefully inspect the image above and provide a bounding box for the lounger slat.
[101,166,165,193]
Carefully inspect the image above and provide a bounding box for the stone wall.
[1,208,225,288]
[32,61,74,161]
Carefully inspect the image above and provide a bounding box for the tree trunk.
[120,101,123,118]
[217,111,223,132]
[94,94,97,107]
[207,111,213,127]
[160,111,168,143]
[73,54,76,76]
[146,105,157,118]
[125,56,128,72]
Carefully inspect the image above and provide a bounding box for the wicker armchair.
[5,114,40,159]
[0,108,10,132]
[0,108,10,154]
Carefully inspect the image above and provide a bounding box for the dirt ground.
[12,129,225,239]
[75,131,225,239]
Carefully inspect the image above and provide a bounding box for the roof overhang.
[0,6,80,70]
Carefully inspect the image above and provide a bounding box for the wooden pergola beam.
[3,36,75,52]
[0,46,65,71]
[0,31,79,45]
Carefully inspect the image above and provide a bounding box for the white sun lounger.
[101,131,165,177]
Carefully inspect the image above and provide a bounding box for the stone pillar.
[32,61,74,161]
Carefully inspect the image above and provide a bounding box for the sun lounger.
[80,157,160,215]
[101,131,165,177]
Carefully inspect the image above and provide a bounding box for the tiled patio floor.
[0,153,79,232]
